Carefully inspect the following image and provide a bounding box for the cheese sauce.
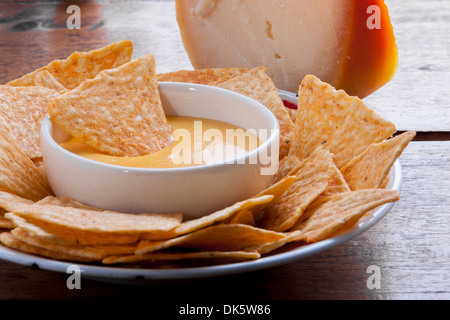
[60,116,261,168]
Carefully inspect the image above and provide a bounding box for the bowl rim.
[41,82,280,174]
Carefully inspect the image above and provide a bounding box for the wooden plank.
[346,141,450,299]
[364,0,450,132]
[0,1,110,83]
[101,0,193,74]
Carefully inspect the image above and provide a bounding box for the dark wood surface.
[0,0,449,301]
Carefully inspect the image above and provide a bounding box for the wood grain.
[101,0,193,73]
[0,1,110,83]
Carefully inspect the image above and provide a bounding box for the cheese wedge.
[176,0,398,98]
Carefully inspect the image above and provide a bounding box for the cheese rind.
[335,0,398,98]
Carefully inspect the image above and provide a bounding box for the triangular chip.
[317,160,350,199]
[216,66,295,158]
[35,195,103,210]
[340,131,416,190]
[157,67,249,85]
[250,175,297,221]
[32,157,46,180]
[291,189,400,243]
[0,210,15,229]
[286,107,297,123]
[0,85,59,159]
[0,190,34,212]
[12,203,183,235]
[4,212,140,246]
[245,230,304,255]
[0,127,52,201]
[135,224,286,255]
[380,175,390,189]
[4,213,59,240]
[221,208,255,226]
[258,146,336,232]
[7,70,66,92]
[7,40,133,90]
[141,195,274,241]
[11,228,137,261]
[48,54,173,157]
[289,75,396,168]
[0,231,95,262]
[272,154,302,184]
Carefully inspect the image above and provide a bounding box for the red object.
[283,100,297,110]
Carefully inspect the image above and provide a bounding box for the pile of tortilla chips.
[0,40,415,268]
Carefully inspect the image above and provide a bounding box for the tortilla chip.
[272,155,302,184]
[157,67,249,85]
[48,54,173,157]
[135,224,285,255]
[0,85,59,159]
[317,160,351,199]
[5,212,140,246]
[289,75,396,168]
[258,147,336,232]
[380,175,390,189]
[0,127,52,201]
[0,231,95,262]
[0,209,15,229]
[222,208,255,226]
[245,230,304,255]
[11,227,137,261]
[142,195,274,241]
[286,107,297,123]
[341,131,416,190]
[216,66,295,159]
[0,190,34,212]
[7,40,133,90]
[32,157,46,179]
[102,250,260,265]
[8,70,66,92]
[0,189,31,229]
[13,203,182,235]
[5,212,53,236]
[0,221,14,229]
[251,175,297,221]
[35,196,104,211]
[291,189,400,243]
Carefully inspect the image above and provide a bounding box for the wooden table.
[0,0,449,302]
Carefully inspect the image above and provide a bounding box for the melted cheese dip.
[60,116,261,168]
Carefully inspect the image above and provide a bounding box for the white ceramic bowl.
[41,82,280,219]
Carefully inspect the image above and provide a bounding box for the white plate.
[0,90,402,284]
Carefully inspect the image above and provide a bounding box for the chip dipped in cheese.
[176,0,398,98]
